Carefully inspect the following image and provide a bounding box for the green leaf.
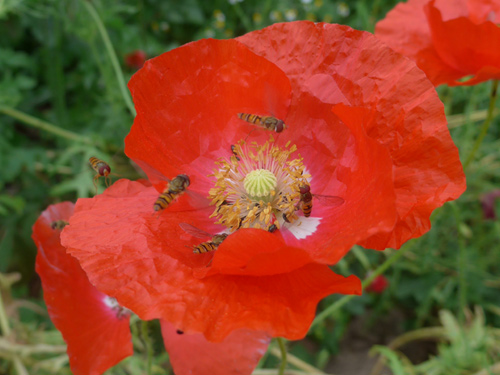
[50,170,94,197]
[370,346,410,375]
[439,310,461,343]
[0,194,25,215]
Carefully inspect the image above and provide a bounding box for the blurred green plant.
[370,307,500,375]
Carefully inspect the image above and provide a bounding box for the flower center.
[209,137,310,232]
[244,169,277,198]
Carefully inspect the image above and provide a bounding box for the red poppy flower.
[61,21,464,342]
[32,202,133,375]
[366,275,389,294]
[375,0,500,86]
[33,202,270,375]
[125,50,147,70]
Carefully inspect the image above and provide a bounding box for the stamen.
[208,137,309,232]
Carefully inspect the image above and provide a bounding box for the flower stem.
[0,338,67,354]
[269,347,326,374]
[13,356,29,375]
[310,243,414,330]
[447,108,500,129]
[141,320,153,375]
[276,337,287,375]
[0,105,94,145]
[463,79,499,168]
[81,0,137,117]
[0,290,11,337]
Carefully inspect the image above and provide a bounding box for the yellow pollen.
[208,137,306,233]
[243,169,277,198]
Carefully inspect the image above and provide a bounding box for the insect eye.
[299,185,310,194]
[99,165,111,176]
[276,121,285,133]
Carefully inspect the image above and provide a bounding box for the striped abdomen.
[300,201,313,217]
[237,113,286,133]
[153,191,177,211]
[193,241,218,254]
[192,234,228,254]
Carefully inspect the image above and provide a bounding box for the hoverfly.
[50,220,69,230]
[154,174,190,212]
[179,222,228,254]
[89,157,117,193]
[298,185,344,217]
[237,113,286,133]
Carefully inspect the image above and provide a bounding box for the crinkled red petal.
[61,180,362,341]
[376,0,500,86]
[238,21,465,249]
[161,321,270,375]
[425,0,500,86]
[32,202,133,375]
[375,0,464,85]
[331,102,465,249]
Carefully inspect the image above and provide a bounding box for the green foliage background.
[0,0,499,374]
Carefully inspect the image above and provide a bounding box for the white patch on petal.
[285,216,321,240]
[103,296,132,319]
[103,296,119,309]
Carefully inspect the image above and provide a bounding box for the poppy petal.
[161,321,270,375]
[61,180,362,341]
[376,0,500,86]
[375,0,465,85]
[331,101,465,249]
[425,0,500,86]
[32,202,133,375]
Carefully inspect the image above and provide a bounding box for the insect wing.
[179,223,212,239]
[314,195,345,208]
[136,160,210,212]
[133,159,171,186]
